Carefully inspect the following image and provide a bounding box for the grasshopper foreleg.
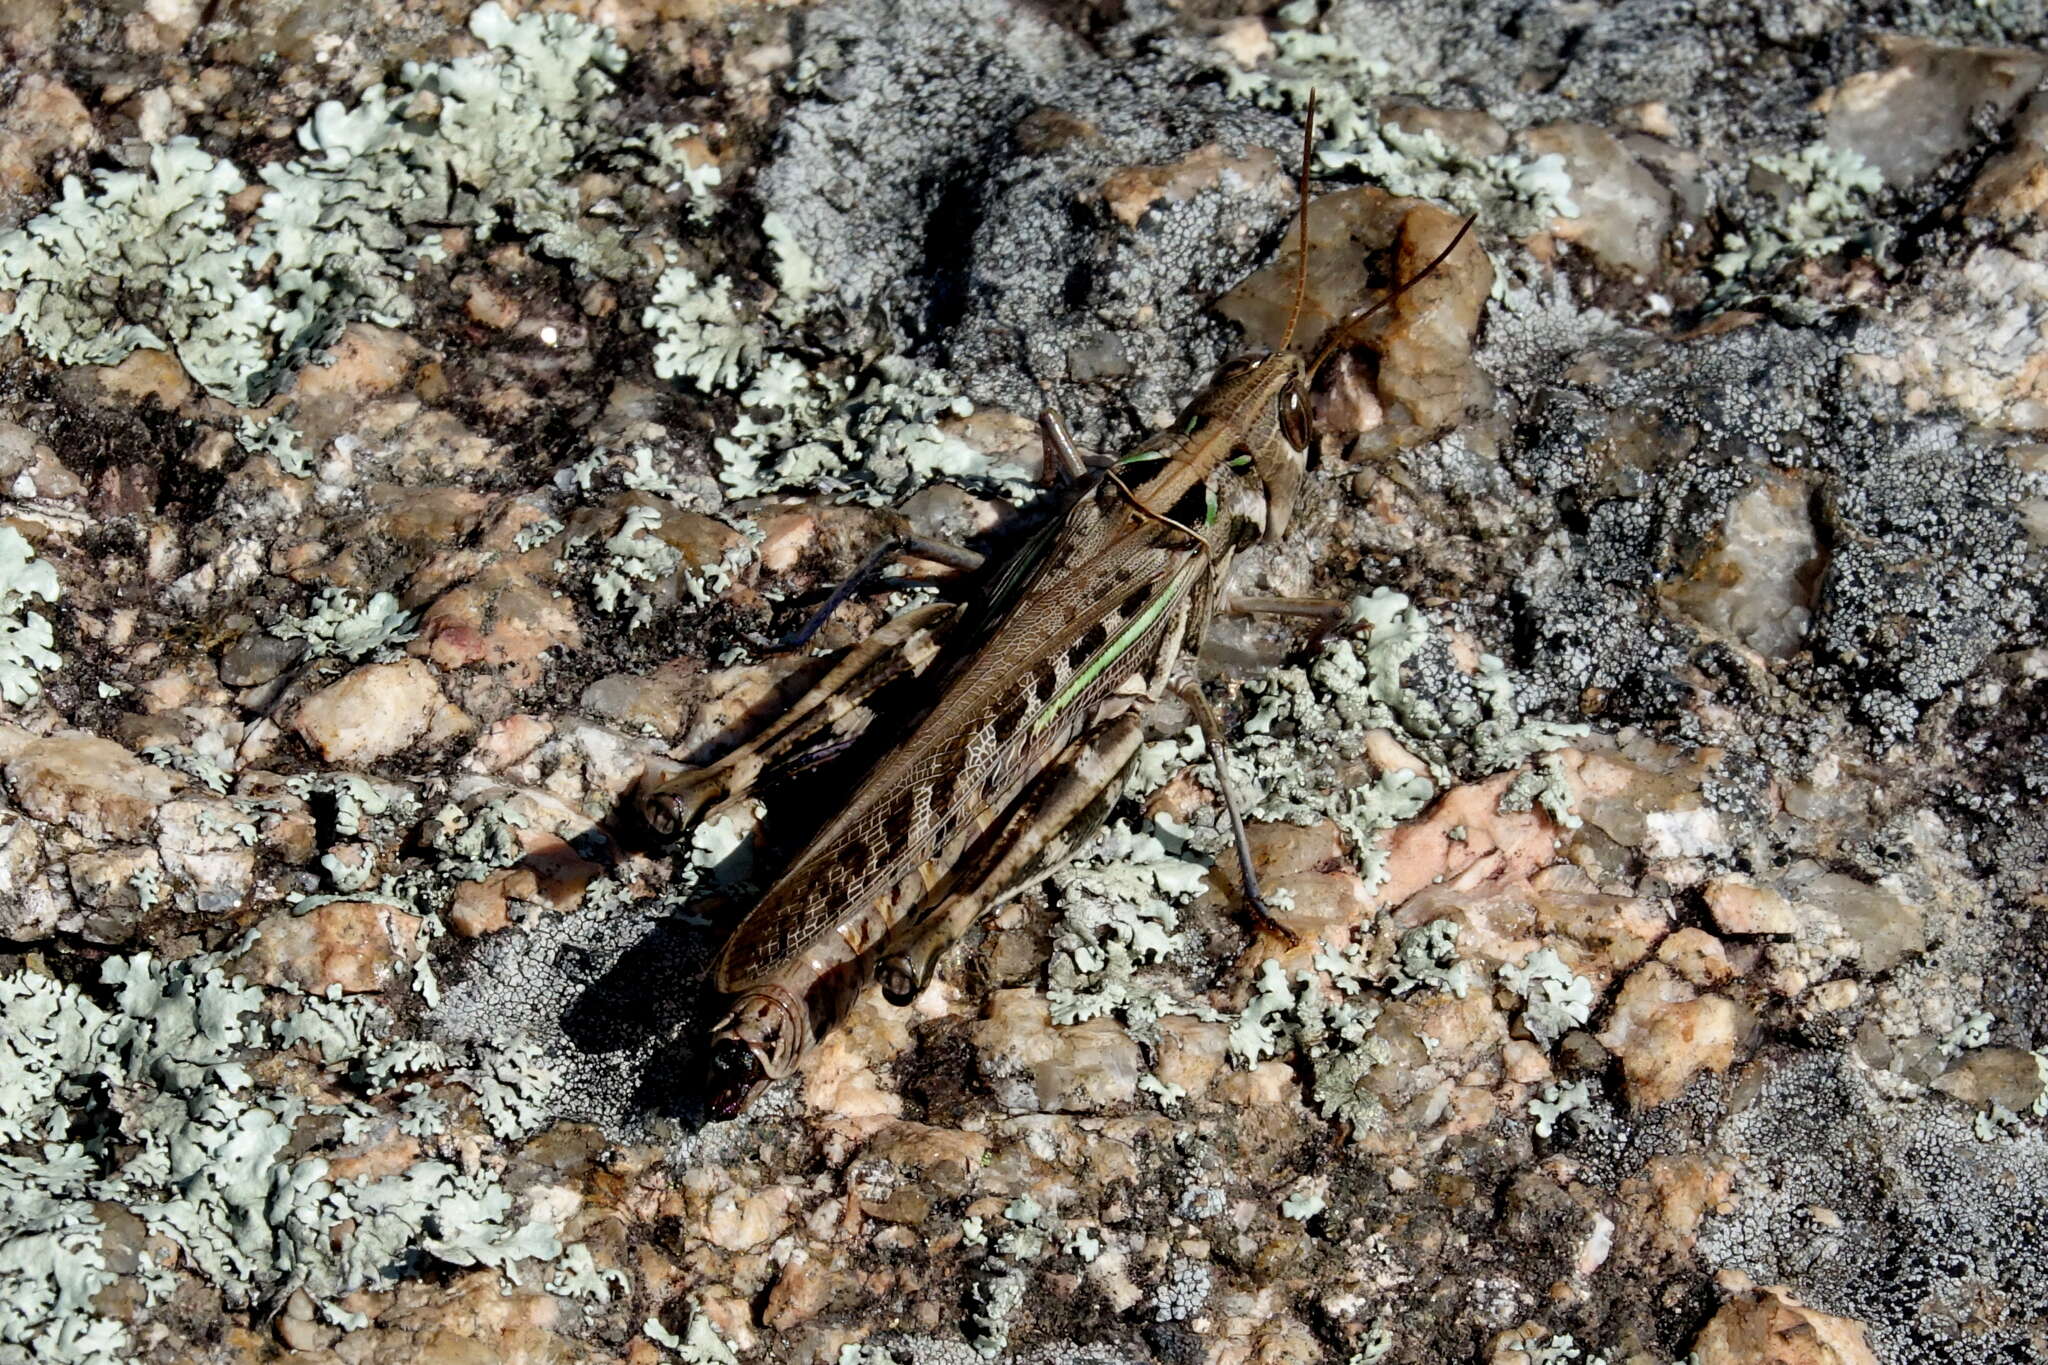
[635,600,962,840]
[874,711,1147,1005]
[1176,681,1300,947]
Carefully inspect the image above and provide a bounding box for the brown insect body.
[648,97,1475,1118]
[696,352,1315,1115]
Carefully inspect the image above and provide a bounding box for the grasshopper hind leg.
[875,712,1148,1006]
[633,600,962,843]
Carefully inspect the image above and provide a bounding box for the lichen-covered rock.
[0,73,97,202]
[1790,870,1926,975]
[1931,1046,2047,1114]
[5,733,179,842]
[154,798,258,913]
[1600,962,1751,1108]
[1966,90,2048,223]
[1693,1279,1881,1365]
[1820,36,2048,189]
[1666,472,1822,660]
[235,898,424,994]
[3,0,2046,1361]
[418,561,584,688]
[293,659,467,765]
[972,988,1142,1113]
[63,844,164,943]
[1520,121,1674,278]
[1218,190,1494,444]
[1705,876,1799,937]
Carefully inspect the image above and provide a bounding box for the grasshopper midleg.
[775,534,985,650]
[1175,678,1296,942]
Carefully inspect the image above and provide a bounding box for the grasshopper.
[635,104,1473,1118]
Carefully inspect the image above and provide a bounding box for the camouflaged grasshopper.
[634,103,1473,1117]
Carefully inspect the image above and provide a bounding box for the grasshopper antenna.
[1275,90,1318,354]
[1308,212,1478,380]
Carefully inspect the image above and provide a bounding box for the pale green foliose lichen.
[1219,2,1577,236]
[142,742,233,794]
[1498,751,1583,829]
[1350,1319,1396,1364]
[271,586,419,663]
[0,526,61,706]
[284,773,418,844]
[1064,1225,1103,1262]
[0,4,674,405]
[1387,918,1471,998]
[636,121,724,223]
[1238,588,1583,889]
[1529,1078,1599,1138]
[574,505,757,631]
[592,505,688,630]
[1280,1186,1327,1220]
[995,1193,1052,1260]
[235,415,313,478]
[646,268,762,394]
[644,233,1029,503]
[1940,1010,1993,1056]
[1228,957,1392,1128]
[967,1264,1029,1358]
[647,1309,741,1364]
[1508,1331,1612,1365]
[838,1345,908,1365]
[1139,1071,1188,1110]
[1500,948,1596,1045]
[1975,1102,2028,1142]
[0,944,575,1361]
[1713,141,1884,282]
[1044,824,1224,1035]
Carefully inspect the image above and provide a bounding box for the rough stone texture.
[1600,962,1752,1109]
[234,899,425,994]
[1520,121,1675,279]
[972,988,1144,1114]
[293,658,465,765]
[1693,1279,1881,1365]
[0,1,2044,1363]
[4,733,179,842]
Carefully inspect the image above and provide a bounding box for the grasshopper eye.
[1278,380,1312,449]
[1216,354,1262,381]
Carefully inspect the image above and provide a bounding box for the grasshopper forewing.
[637,101,1475,1117]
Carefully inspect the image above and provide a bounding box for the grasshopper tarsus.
[1221,594,1350,623]
[1242,892,1303,949]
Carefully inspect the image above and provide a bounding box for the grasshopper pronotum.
[635,101,1474,1118]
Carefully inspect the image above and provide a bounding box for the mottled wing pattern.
[713,490,1209,989]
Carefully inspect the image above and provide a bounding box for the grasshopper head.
[704,986,805,1118]
[1187,348,1313,542]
